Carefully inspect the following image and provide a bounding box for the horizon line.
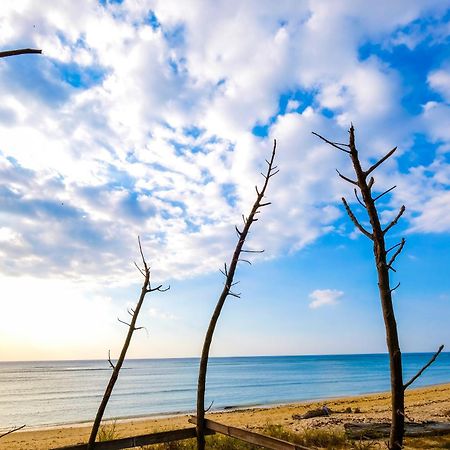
[1,350,447,364]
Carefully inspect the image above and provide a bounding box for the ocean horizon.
[1,352,449,429]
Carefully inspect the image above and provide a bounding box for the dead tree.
[196,141,278,450]
[87,238,169,449]
[313,125,443,450]
[0,49,42,58]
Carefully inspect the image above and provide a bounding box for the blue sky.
[0,1,449,361]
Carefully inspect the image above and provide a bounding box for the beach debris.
[293,405,332,420]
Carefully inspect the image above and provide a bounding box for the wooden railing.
[53,417,312,450]
[189,417,311,450]
[51,427,212,450]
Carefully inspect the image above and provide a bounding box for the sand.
[1,383,449,449]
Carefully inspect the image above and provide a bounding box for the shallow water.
[0,353,449,428]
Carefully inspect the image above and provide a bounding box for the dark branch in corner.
[403,345,444,390]
[0,425,26,439]
[0,48,42,58]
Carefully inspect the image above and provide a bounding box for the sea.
[0,353,449,429]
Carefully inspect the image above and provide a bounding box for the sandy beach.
[1,383,449,449]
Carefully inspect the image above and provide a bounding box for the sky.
[0,0,449,361]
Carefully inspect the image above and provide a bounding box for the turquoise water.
[0,353,449,428]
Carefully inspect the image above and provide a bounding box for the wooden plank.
[189,417,311,450]
[51,426,213,450]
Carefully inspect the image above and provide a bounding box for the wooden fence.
[53,417,312,450]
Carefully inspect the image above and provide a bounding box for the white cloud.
[309,289,344,309]
[0,0,448,288]
[428,69,450,103]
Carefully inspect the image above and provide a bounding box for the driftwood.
[345,421,450,440]
[292,406,331,420]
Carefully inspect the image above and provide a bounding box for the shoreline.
[1,382,449,449]
[16,380,450,433]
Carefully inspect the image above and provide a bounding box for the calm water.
[0,353,449,428]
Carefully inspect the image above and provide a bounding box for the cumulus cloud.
[0,0,448,287]
[309,289,344,309]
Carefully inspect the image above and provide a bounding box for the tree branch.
[312,132,351,153]
[403,345,445,390]
[383,206,406,234]
[374,185,397,202]
[386,241,403,254]
[354,188,366,209]
[365,147,397,176]
[108,350,115,370]
[0,425,26,439]
[0,48,41,58]
[341,197,373,240]
[387,238,406,269]
[336,169,358,185]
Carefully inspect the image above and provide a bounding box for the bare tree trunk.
[314,125,443,450]
[346,127,404,450]
[0,49,41,58]
[196,141,278,450]
[87,238,168,449]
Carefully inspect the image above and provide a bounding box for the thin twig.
[383,206,406,234]
[386,241,403,254]
[365,147,397,176]
[387,238,406,269]
[354,188,366,208]
[341,197,373,240]
[312,132,351,153]
[336,169,358,185]
[374,185,397,202]
[118,318,131,327]
[404,345,444,390]
[108,350,115,369]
